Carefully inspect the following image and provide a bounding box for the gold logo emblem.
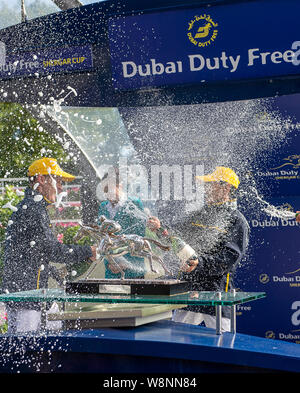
[265,331,276,339]
[271,155,300,170]
[187,14,218,48]
[259,273,270,284]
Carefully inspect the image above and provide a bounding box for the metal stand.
[230,289,236,334]
[0,288,264,336]
[215,291,222,335]
[40,289,47,331]
[215,290,237,335]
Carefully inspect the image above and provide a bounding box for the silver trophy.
[74,216,171,279]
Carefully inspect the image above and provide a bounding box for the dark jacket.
[174,201,249,318]
[2,187,92,309]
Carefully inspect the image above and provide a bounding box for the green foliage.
[0,103,68,178]
[0,186,24,287]
[0,319,7,334]
[62,225,94,247]
[0,185,23,226]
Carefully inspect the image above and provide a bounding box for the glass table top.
[0,288,266,306]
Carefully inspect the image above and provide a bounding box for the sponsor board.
[259,273,300,288]
[0,45,93,80]
[236,194,300,343]
[108,0,300,90]
[251,219,300,228]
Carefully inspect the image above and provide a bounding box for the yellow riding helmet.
[195,166,240,189]
[27,157,75,182]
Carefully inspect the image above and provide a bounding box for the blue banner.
[236,195,300,344]
[252,94,300,197]
[235,93,300,344]
[0,45,93,79]
[108,0,300,90]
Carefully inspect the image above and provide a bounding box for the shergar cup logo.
[187,14,218,48]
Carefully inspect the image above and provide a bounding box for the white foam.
[54,191,68,208]
[2,201,18,212]
[33,195,43,202]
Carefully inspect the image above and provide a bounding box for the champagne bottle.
[156,227,197,264]
[169,236,197,264]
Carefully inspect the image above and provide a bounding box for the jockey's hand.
[90,246,97,261]
[179,258,199,273]
[147,216,161,231]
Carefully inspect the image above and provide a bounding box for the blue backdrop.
[236,93,300,344]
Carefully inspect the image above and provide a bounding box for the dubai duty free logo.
[187,14,218,48]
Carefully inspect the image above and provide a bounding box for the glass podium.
[0,288,266,335]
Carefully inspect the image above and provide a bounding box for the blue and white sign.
[0,45,93,80]
[236,195,300,344]
[108,0,300,90]
[235,93,300,344]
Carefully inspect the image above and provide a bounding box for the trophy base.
[66,279,189,296]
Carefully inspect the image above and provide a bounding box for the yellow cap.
[27,158,75,182]
[195,166,240,189]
